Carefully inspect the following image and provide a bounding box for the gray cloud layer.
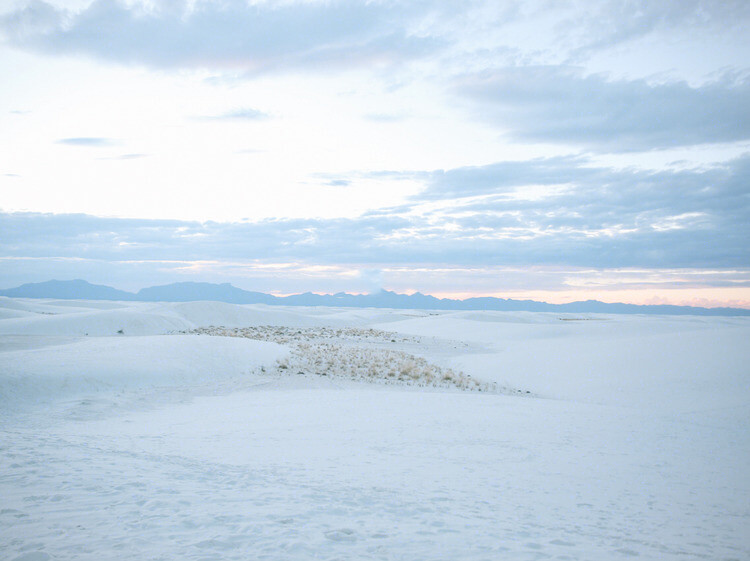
[455,67,750,151]
[1,0,444,74]
[3,155,748,270]
[5,1,746,72]
[560,0,750,59]
[56,137,117,147]
[205,108,270,121]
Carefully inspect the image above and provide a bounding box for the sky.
[1,0,749,307]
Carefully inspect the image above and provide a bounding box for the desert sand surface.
[2,297,749,560]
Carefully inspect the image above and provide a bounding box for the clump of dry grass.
[179,325,497,392]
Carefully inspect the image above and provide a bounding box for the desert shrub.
[179,325,501,393]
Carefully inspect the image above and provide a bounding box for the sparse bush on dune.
[179,325,501,392]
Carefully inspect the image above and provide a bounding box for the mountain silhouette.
[0,279,135,301]
[1,279,748,316]
[136,282,276,304]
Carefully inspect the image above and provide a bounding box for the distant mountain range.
[1,279,748,316]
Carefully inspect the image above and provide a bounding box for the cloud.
[388,154,750,268]
[325,179,351,187]
[98,153,148,160]
[201,108,270,121]
[2,146,749,301]
[455,67,750,151]
[363,113,407,123]
[357,268,384,293]
[3,1,748,87]
[418,156,591,200]
[56,137,117,147]
[0,0,447,74]
[0,0,59,38]
[562,0,750,58]
[2,154,748,271]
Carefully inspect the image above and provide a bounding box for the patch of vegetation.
[179,325,501,393]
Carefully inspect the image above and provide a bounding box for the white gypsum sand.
[1,297,749,561]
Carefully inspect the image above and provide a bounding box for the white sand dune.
[1,297,749,561]
[376,311,750,412]
[451,319,750,412]
[0,307,187,336]
[0,299,329,337]
[162,300,328,329]
[0,334,285,411]
[0,307,35,320]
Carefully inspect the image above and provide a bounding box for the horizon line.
[3,278,750,311]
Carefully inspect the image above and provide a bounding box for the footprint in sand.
[324,528,357,542]
[550,539,576,546]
